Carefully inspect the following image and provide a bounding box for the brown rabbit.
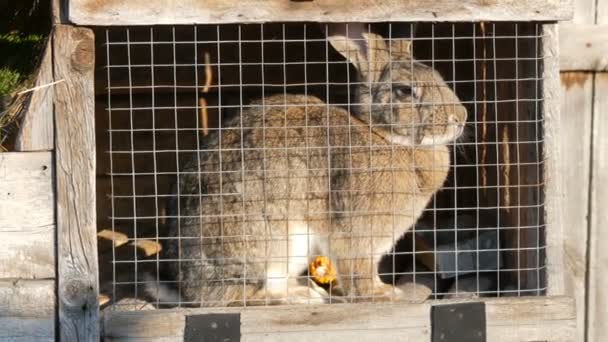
[156,23,467,307]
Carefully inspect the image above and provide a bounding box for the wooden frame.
[559,24,608,71]
[103,297,576,341]
[0,152,55,340]
[542,24,566,296]
[68,0,573,25]
[46,1,573,341]
[91,22,570,341]
[54,24,99,340]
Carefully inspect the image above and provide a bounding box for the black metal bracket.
[184,313,241,342]
[431,302,486,342]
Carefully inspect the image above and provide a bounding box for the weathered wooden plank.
[103,296,575,341]
[598,0,608,24]
[586,2,608,340]
[559,24,608,71]
[542,24,566,296]
[53,0,68,24]
[568,0,596,23]
[0,230,55,280]
[68,0,573,25]
[587,72,608,342]
[14,36,54,151]
[0,152,54,279]
[0,279,55,342]
[556,2,596,341]
[0,318,55,342]
[558,72,593,342]
[0,279,55,318]
[54,25,99,341]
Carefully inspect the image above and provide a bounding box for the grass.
[0,32,45,150]
[0,68,22,96]
[0,0,50,150]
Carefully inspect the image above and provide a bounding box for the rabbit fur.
[153,23,467,307]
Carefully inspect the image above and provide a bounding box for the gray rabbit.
[154,23,467,307]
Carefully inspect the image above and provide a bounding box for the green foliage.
[0,32,44,95]
[0,69,22,96]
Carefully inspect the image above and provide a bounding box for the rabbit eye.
[393,85,414,98]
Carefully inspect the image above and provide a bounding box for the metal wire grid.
[100,22,546,309]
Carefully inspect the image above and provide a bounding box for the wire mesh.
[98,22,547,310]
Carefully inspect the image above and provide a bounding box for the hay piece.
[131,239,162,257]
[98,294,110,306]
[97,229,129,247]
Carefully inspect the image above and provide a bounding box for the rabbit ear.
[390,39,413,60]
[326,23,389,82]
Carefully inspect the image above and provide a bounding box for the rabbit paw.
[285,286,326,305]
[346,283,405,303]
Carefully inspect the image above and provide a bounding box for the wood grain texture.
[557,2,597,340]
[103,296,575,341]
[0,152,54,279]
[542,24,566,296]
[68,0,573,25]
[587,72,608,342]
[0,318,55,342]
[14,37,54,151]
[559,24,608,71]
[599,0,608,24]
[585,2,607,338]
[54,25,99,341]
[53,0,68,24]
[568,0,596,23]
[0,279,55,342]
[559,72,593,342]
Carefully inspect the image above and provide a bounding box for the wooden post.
[53,0,69,25]
[542,24,566,297]
[54,25,99,341]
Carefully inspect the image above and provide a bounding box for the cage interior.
[94,22,546,309]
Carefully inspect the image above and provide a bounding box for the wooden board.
[559,72,593,342]
[0,152,54,279]
[0,279,55,342]
[68,0,573,25]
[585,3,607,340]
[542,24,566,296]
[14,36,54,151]
[103,296,575,341]
[559,24,608,71]
[557,1,597,340]
[54,25,99,341]
[587,72,608,342]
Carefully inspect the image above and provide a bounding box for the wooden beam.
[559,24,608,71]
[54,25,99,341]
[68,0,573,25]
[53,0,69,24]
[103,296,575,341]
[542,24,566,296]
[587,72,608,342]
[558,72,593,342]
[0,152,54,279]
[14,37,54,152]
[0,279,55,342]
